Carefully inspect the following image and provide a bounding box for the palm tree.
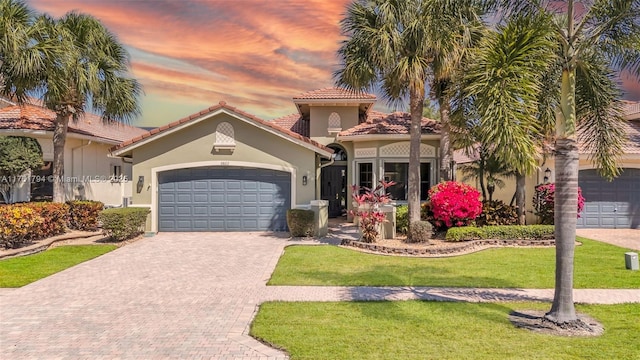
[5,9,141,202]
[334,0,429,227]
[0,0,54,100]
[458,1,639,325]
[335,0,487,226]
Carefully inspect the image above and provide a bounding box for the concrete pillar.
[380,204,396,239]
[310,200,328,237]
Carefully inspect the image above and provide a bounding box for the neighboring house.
[456,100,640,229]
[0,99,148,205]
[111,88,441,232]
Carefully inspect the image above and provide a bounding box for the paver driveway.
[0,232,289,360]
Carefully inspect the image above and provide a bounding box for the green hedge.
[445,225,555,242]
[67,200,103,231]
[286,209,314,237]
[99,207,150,242]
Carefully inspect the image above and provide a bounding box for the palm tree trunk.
[52,112,70,203]
[408,88,425,225]
[438,97,452,182]
[515,173,526,225]
[546,68,578,324]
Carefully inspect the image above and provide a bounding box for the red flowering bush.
[533,183,585,225]
[428,181,482,229]
[350,181,395,243]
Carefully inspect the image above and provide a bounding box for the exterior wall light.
[302,175,308,186]
[136,176,144,193]
[544,168,551,183]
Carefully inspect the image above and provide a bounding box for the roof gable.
[112,101,333,157]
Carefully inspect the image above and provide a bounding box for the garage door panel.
[578,168,640,229]
[158,167,291,232]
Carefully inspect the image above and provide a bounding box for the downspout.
[71,140,92,200]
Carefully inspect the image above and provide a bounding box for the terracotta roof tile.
[293,87,376,100]
[339,110,440,137]
[113,101,332,155]
[272,113,309,137]
[579,119,640,155]
[0,103,147,143]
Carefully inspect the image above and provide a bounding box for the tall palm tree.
[458,1,639,325]
[335,0,429,226]
[335,0,487,226]
[10,10,141,203]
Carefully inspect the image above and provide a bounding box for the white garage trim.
[150,161,297,232]
[579,163,640,170]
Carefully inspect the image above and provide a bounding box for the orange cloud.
[27,0,640,128]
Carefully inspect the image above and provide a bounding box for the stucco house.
[457,100,640,229]
[111,88,441,232]
[0,98,148,205]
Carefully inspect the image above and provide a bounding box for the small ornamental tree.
[0,136,44,204]
[534,183,585,225]
[350,181,395,243]
[428,181,482,229]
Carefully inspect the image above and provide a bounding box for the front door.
[321,165,347,218]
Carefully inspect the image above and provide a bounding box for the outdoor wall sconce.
[136,176,144,193]
[544,168,551,183]
[302,175,308,186]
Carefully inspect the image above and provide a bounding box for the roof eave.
[337,134,441,142]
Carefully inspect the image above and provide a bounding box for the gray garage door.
[578,168,640,229]
[158,167,291,232]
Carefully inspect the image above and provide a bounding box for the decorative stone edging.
[340,238,557,257]
[0,231,106,260]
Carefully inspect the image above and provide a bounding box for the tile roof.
[271,113,309,137]
[623,100,640,120]
[338,110,440,137]
[113,101,332,155]
[0,103,147,143]
[293,87,377,100]
[578,119,640,155]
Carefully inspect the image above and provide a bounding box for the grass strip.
[0,245,117,287]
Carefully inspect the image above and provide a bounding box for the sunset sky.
[27,0,640,127]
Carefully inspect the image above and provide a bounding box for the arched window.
[213,122,235,151]
[327,112,342,133]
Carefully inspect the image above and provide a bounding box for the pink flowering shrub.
[350,181,395,243]
[428,181,482,229]
[533,183,585,225]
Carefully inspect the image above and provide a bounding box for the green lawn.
[251,301,640,360]
[0,245,117,287]
[269,237,639,288]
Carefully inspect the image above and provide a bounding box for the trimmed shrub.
[99,207,150,242]
[407,221,433,243]
[476,200,518,227]
[446,225,555,242]
[533,183,585,224]
[286,209,314,237]
[0,205,43,248]
[428,181,482,229]
[23,202,69,239]
[396,205,409,234]
[67,200,103,231]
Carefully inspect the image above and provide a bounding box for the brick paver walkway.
[1,231,639,359]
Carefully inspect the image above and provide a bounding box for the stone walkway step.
[262,286,640,305]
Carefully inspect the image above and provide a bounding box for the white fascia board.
[0,129,120,145]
